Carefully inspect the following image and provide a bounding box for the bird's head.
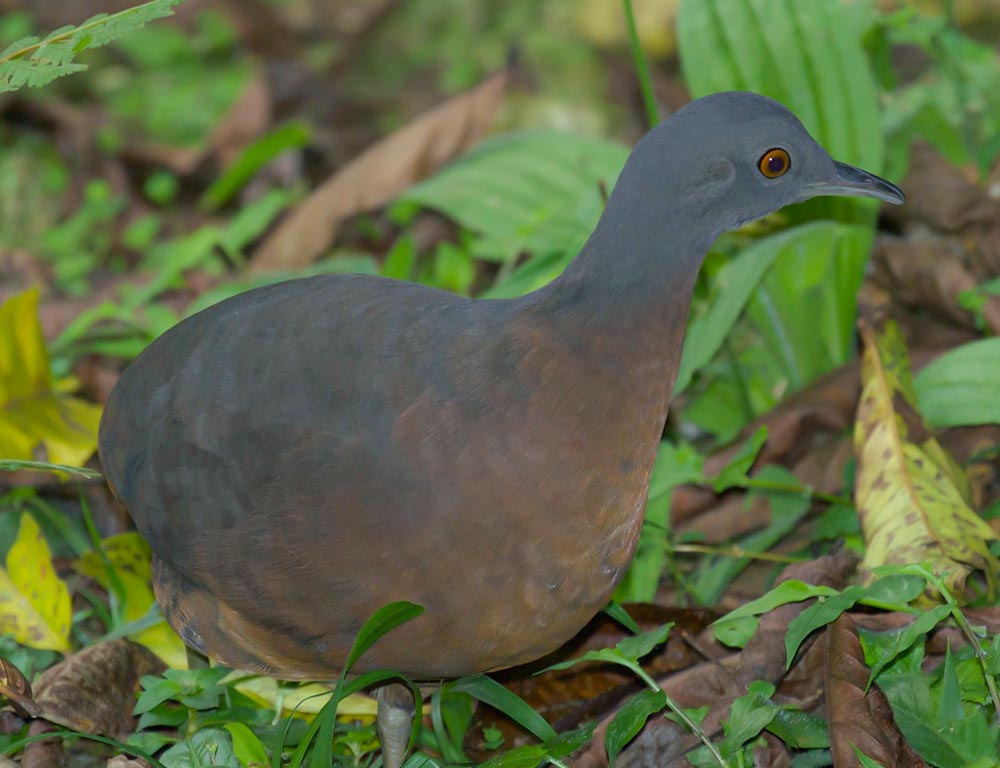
[625,91,904,235]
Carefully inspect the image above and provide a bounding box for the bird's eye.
[758,148,790,179]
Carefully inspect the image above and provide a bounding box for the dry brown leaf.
[872,235,1000,334]
[22,720,64,768]
[34,639,165,738]
[0,656,40,718]
[250,67,510,272]
[825,613,926,768]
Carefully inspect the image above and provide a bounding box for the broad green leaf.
[678,0,883,182]
[675,223,857,395]
[0,289,101,467]
[223,722,269,768]
[606,688,667,767]
[0,512,71,651]
[914,338,1000,427]
[854,321,999,595]
[76,533,188,668]
[401,131,628,269]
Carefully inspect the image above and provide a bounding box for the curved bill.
[809,161,905,205]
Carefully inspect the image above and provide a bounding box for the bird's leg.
[374,683,415,768]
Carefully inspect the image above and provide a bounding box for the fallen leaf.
[825,613,926,768]
[854,319,999,595]
[231,676,375,719]
[0,513,71,652]
[0,656,41,718]
[250,67,510,272]
[0,289,102,468]
[76,533,188,669]
[33,639,165,738]
[21,720,63,768]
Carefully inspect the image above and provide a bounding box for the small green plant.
[0,0,184,92]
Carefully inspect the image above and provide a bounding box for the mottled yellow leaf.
[854,321,999,596]
[0,289,101,467]
[0,513,71,651]
[76,532,188,669]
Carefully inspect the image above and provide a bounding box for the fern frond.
[0,0,184,93]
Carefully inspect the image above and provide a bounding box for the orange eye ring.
[758,148,791,178]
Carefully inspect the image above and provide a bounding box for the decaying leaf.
[33,638,165,738]
[0,656,41,717]
[75,533,188,669]
[854,319,999,595]
[0,289,102,468]
[0,513,71,652]
[250,67,510,272]
[825,613,926,768]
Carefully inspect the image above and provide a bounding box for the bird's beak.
[808,161,905,205]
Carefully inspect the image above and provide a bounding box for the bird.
[98,91,903,767]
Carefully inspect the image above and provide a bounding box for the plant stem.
[622,0,660,128]
[630,663,727,766]
[672,543,804,564]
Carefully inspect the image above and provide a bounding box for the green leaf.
[615,622,673,662]
[345,600,424,671]
[785,586,864,667]
[861,605,951,683]
[721,681,777,754]
[712,426,768,492]
[201,122,311,210]
[602,601,641,634]
[452,674,556,742]
[914,338,1000,427]
[161,727,240,768]
[401,131,628,268]
[712,580,838,648]
[606,688,667,767]
[693,465,811,605]
[676,223,852,395]
[477,745,546,768]
[223,723,268,768]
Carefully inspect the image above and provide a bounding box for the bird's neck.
[530,190,714,374]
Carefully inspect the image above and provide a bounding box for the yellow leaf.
[231,676,377,719]
[854,321,999,596]
[76,532,188,669]
[0,513,71,651]
[0,289,102,467]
